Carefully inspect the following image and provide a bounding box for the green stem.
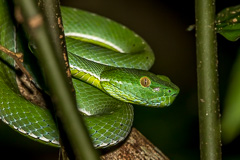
[195,0,222,159]
[14,0,99,159]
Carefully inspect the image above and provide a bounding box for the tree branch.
[101,128,169,160]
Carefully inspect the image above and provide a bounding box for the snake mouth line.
[108,83,149,105]
[109,84,177,107]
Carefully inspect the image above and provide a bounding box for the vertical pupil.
[144,78,147,85]
[140,77,151,87]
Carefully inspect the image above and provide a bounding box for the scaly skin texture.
[0,0,59,147]
[0,2,179,149]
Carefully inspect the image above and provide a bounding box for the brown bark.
[101,128,169,160]
[37,0,73,90]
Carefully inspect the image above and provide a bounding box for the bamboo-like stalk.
[195,0,222,159]
[13,0,99,159]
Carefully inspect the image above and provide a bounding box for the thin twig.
[0,45,32,81]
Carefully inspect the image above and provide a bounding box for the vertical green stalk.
[195,0,222,159]
[14,0,99,159]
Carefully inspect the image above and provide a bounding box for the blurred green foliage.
[216,5,240,41]
[216,4,240,145]
[222,49,240,143]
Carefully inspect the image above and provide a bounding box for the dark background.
[0,0,239,159]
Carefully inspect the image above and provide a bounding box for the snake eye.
[140,77,151,87]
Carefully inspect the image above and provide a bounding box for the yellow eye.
[140,77,151,87]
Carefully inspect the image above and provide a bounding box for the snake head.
[100,68,179,107]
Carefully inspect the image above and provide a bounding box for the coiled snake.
[0,2,179,148]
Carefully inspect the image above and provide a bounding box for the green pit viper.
[0,1,179,148]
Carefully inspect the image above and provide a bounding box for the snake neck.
[69,52,110,91]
